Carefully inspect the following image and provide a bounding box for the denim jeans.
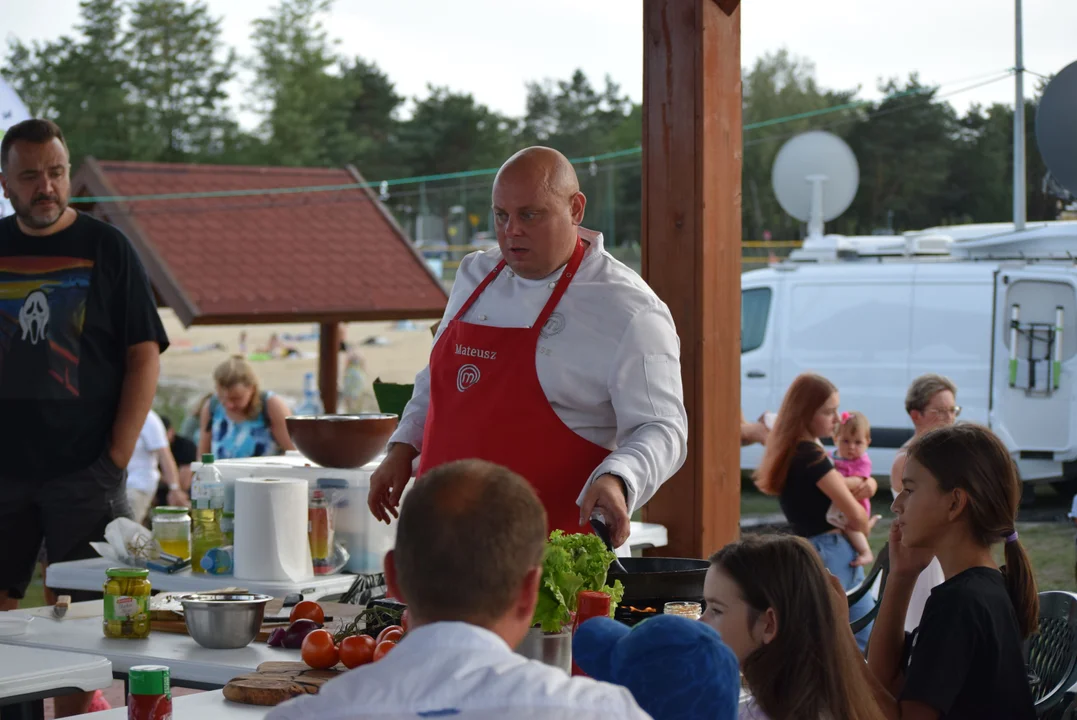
[809,531,874,651]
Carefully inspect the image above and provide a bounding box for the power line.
[69,68,1015,206]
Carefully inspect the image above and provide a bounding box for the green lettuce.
[532,530,626,633]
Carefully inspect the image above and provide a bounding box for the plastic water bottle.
[199,546,234,575]
[191,454,225,574]
[294,372,324,416]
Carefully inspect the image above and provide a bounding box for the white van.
[740,222,1077,489]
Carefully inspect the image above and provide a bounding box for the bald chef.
[368,146,687,548]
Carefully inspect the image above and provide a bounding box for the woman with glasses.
[889,374,959,632]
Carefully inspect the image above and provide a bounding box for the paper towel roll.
[234,477,313,583]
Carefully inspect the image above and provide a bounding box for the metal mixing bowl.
[180,593,272,649]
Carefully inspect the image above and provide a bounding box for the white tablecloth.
[0,615,298,687]
[79,689,266,720]
[0,644,111,701]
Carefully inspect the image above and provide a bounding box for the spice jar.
[103,568,151,639]
[152,506,191,560]
[127,665,171,720]
[572,591,611,677]
[663,601,702,621]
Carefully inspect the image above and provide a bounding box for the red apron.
[418,239,611,533]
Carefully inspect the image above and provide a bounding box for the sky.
[3,0,1076,126]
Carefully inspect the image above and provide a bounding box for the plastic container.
[127,665,171,720]
[191,454,225,574]
[103,568,151,639]
[151,506,191,560]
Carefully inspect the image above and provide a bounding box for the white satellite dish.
[771,130,859,241]
[1036,60,1077,197]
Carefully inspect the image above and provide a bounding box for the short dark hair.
[394,459,547,623]
[160,415,172,431]
[1,119,68,172]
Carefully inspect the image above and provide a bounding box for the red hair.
[755,373,837,496]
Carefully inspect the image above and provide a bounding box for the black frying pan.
[591,518,709,602]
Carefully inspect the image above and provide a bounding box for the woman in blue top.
[198,356,295,459]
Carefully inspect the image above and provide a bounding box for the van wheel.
[1020,482,1037,508]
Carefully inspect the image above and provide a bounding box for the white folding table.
[0,614,299,690]
[0,645,112,720]
[76,689,266,720]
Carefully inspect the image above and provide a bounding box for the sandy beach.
[158,309,436,411]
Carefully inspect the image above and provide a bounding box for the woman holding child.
[754,372,879,650]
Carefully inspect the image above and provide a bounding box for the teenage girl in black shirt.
[861,424,1037,719]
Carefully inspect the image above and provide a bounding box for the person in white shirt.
[125,409,183,523]
[269,459,652,720]
[368,147,687,548]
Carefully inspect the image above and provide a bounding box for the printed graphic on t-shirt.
[0,256,92,398]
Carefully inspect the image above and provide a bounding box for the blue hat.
[573,614,741,720]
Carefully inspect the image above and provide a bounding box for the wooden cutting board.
[223,662,343,706]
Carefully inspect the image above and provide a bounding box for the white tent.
[0,77,32,219]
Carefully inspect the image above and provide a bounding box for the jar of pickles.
[152,506,191,560]
[663,601,702,621]
[103,568,151,639]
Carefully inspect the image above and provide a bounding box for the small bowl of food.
[180,593,272,649]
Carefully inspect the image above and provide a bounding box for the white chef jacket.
[125,410,169,494]
[389,228,688,513]
[265,622,653,720]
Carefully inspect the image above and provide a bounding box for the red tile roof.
[71,159,448,326]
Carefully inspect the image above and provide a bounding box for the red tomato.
[400,609,410,632]
[376,625,404,645]
[301,629,339,669]
[373,639,396,661]
[290,600,325,625]
[338,634,376,669]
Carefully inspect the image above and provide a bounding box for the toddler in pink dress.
[826,411,882,566]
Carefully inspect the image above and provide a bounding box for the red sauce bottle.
[571,591,612,676]
[128,665,172,720]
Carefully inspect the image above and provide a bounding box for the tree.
[336,57,405,180]
[521,70,634,159]
[126,0,239,161]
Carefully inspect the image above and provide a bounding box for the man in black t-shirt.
[0,119,169,638]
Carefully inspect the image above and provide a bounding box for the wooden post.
[641,0,742,558]
[318,322,342,414]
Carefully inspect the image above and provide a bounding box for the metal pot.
[607,557,710,603]
[180,592,272,649]
[516,627,572,673]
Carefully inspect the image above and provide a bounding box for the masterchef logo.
[457,364,481,392]
[455,344,497,360]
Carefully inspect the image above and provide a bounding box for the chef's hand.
[580,474,631,547]
[368,443,418,524]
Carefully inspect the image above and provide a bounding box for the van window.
[742,287,772,353]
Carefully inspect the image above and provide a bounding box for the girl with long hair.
[862,424,1037,719]
[755,372,878,649]
[705,534,886,720]
[198,355,295,459]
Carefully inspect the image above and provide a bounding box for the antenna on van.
[771,131,859,245]
[1036,59,1077,199]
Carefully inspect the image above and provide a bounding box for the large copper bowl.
[285,414,399,468]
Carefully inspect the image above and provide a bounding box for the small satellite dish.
[772,131,859,240]
[1036,60,1077,197]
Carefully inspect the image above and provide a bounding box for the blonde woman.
[199,356,295,459]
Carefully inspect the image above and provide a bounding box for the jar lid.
[106,567,149,578]
[129,665,170,696]
[153,506,189,515]
[202,453,215,463]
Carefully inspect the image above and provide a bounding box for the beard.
[9,192,68,230]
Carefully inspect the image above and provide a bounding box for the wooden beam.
[318,322,342,414]
[641,0,742,558]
